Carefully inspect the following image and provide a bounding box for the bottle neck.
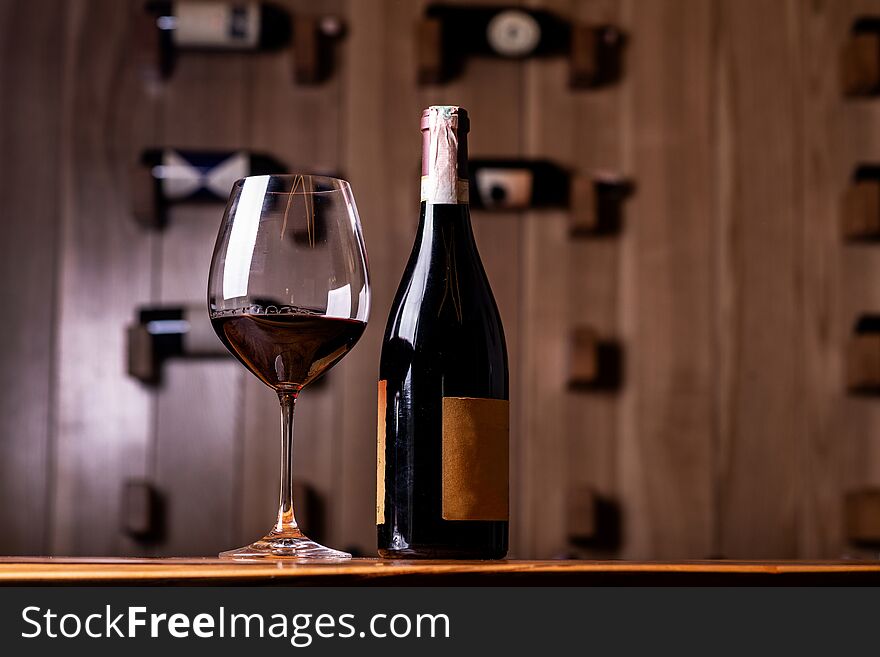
[416,202,477,272]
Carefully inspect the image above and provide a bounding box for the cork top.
[420,106,470,203]
[420,106,470,134]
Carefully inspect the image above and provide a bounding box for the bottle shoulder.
[380,207,508,379]
[382,257,506,345]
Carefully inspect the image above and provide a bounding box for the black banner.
[0,587,874,654]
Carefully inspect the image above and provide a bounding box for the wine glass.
[208,174,370,559]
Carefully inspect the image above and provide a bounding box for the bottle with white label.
[146,1,292,78]
[377,106,509,559]
[149,1,291,51]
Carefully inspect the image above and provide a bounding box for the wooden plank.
[519,0,625,559]
[798,0,858,559]
[237,0,346,551]
[148,49,248,556]
[715,0,803,558]
[0,1,67,555]
[621,0,715,559]
[836,0,880,559]
[1,558,879,585]
[51,0,158,555]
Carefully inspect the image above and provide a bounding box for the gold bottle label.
[442,397,509,521]
[377,380,387,525]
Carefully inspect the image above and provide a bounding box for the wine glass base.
[220,531,352,561]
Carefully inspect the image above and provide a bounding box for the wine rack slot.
[122,479,165,543]
[570,175,632,236]
[846,316,880,393]
[416,18,444,85]
[569,327,598,385]
[568,327,623,390]
[142,1,345,85]
[127,305,228,385]
[565,485,620,549]
[569,23,623,89]
[842,18,880,96]
[842,166,880,240]
[416,3,623,90]
[294,15,344,85]
[131,149,286,228]
[845,488,880,545]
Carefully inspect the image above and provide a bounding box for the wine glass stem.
[274,391,300,534]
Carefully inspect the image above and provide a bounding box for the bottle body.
[378,107,509,559]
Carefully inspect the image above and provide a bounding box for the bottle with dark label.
[377,106,509,559]
[141,149,286,204]
[425,4,569,59]
[132,149,287,228]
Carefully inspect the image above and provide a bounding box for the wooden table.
[1,558,879,585]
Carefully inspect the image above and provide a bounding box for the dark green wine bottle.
[377,106,509,559]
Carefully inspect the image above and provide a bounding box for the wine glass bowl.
[208,174,369,559]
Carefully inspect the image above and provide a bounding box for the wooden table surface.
[1,558,879,585]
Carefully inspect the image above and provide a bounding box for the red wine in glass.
[212,310,366,391]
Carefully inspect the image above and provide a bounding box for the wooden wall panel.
[146,51,248,556]
[622,0,715,559]
[564,0,626,560]
[716,0,804,558]
[519,0,625,559]
[835,0,880,559]
[798,0,851,559]
[51,0,159,555]
[0,0,66,554]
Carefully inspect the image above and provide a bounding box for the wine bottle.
[141,149,286,204]
[133,149,286,228]
[425,4,570,59]
[377,106,509,559]
[145,0,291,79]
[147,1,292,52]
[469,158,570,210]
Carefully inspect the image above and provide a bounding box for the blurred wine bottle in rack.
[142,1,345,84]
[130,149,285,228]
[468,159,631,235]
[469,159,569,211]
[417,3,624,89]
[841,18,880,97]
